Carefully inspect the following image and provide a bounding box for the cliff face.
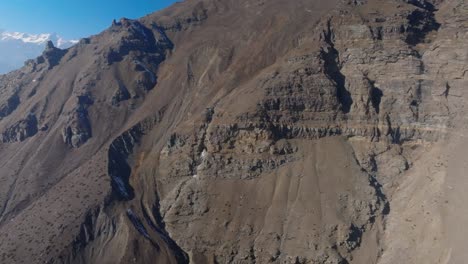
[0,0,466,263]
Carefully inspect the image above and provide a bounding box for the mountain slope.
[0,0,466,263]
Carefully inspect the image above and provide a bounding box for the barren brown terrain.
[0,0,467,263]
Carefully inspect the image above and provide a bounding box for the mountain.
[0,31,77,74]
[0,0,466,263]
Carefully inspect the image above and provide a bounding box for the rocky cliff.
[0,0,466,263]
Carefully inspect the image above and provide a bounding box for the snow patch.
[201,149,208,158]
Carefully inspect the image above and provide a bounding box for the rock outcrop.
[61,95,93,148]
[0,114,38,143]
[0,93,19,119]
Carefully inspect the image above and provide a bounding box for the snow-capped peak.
[57,37,79,48]
[1,32,50,44]
[0,31,78,48]
[0,31,80,74]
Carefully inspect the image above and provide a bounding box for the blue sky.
[0,0,178,39]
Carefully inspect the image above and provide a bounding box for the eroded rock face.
[0,0,466,264]
[1,114,38,143]
[108,112,164,200]
[0,93,19,119]
[61,113,91,148]
[0,75,22,120]
[61,95,93,148]
[111,82,131,105]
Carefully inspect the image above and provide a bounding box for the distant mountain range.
[0,31,78,74]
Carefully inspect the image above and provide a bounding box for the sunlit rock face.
[0,0,467,264]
